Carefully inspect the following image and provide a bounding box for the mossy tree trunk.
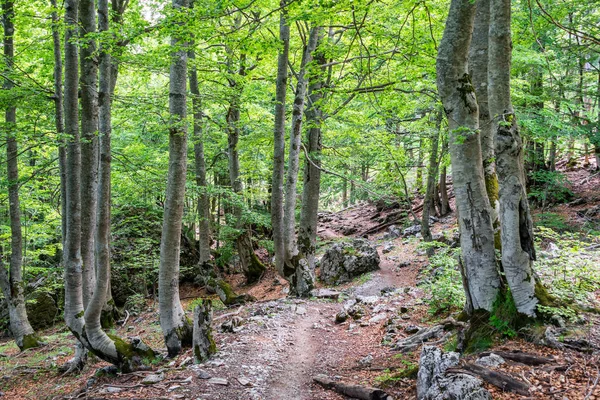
[193,300,216,363]
[422,109,443,252]
[158,0,193,357]
[488,0,538,316]
[436,0,500,314]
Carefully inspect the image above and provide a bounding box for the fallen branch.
[446,363,530,396]
[214,305,244,321]
[121,310,130,326]
[313,374,392,400]
[393,324,445,353]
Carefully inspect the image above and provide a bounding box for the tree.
[271,2,290,276]
[488,0,538,316]
[158,0,193,357]
[436,0,500,314]
[0,0,40,350]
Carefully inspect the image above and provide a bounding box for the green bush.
[419,244,465,315]
[528,170,573,207]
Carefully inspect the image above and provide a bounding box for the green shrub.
[419,245,465,316]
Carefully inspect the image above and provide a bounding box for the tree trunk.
[79,0,98,307]
[439,164,451,216]
[0,0,40,351]
[468,0,499,232]
[488,0,538,316]
[189,45,211,268]
[436,0,500,313]
[282,26,320,264]
[271,4,290,276]
[63,0,87,365]
[294,43,326,297]
[159,0,193,357]
[192,300,216,363]
[421,110,443,253]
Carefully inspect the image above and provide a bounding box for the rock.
[475,353,505,368]
[195,369,212,380]
[405,325,421,334]
[168,385,181,392]
[400,306,409,314]
[359,354,373,367]
[179,357,193,367]
[382,242,395,254]
[347,305,365,320]
[335,310,349,324]
[295,306,307,315]
[221,316,244,333]
[207,377,229,386]
[380,287,396,295]
[237,377,253,387]
[417,346,492,400]
[356,295,379,305]
[142,373,164,385]
[383,225,402,240]
[95,365,119,377]
[369,313,388,324]
[319,239,380,285]
[26,291,59,330]
[397,261,410,269]
[105,387,123,393]
[310,288,341,300]
[403,224,421,237]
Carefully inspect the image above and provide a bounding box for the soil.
[0,161,599,400]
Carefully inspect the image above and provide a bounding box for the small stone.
[295,306,307,315]
[369,313,387,324]
[475,353,505,368]
[208,377,229,386]
[196,370,212,379]
[168,385,181,392]
[356,295,379,305]
[347,305,364,320]
[400,306,409,314]
[142,373,164,385]
[105,387,123,393]
[404,325,420,334]
[310,288,341,300]
[335,310,349,324]
[359,354,373,366]
[237,377,253,387]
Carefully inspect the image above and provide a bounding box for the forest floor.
[1,161,600,400]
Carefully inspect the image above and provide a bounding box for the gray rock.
[417,346,492,400]
[207,377,229,386]
[369,313,388,324]
[295,306,307,315]
[195,369,212,380]
[310,288,341,300]
[104,387,123,393]
[403,224,421,237]
[405,324,421,334]
[475,353,505,368]
[383,225,402,240]
[347,305,365,320]
[142,373,164,385]
[382,242,395,254]
[335,310,349,324]
[319,239,380,285]
[356,295,379,305]
[359,354,373,366]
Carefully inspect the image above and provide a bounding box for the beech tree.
[158,0,193,357]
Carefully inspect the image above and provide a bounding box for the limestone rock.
[319,239,380,285]
[475,353,505,368]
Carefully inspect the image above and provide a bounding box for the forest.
[0,0,599,398]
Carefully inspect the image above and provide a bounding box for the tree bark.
[282,26,320,264]
[271,4,290,276]
[468,0,499,231]
[159,0,193,357]
[294,43,326,296]
[0,0,40,351]
[79,0,99,307]
[421,110,443,253]
[192,300,216,363]
[436,0,500,313]
[488,0,538,316]
[189,44,211,268]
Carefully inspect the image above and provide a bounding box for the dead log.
[313,375,393,400]
[446,363,530,396]
[193,300,216,363]
[479,350,555,366]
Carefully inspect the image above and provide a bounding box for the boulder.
[383,225,402,240]
[26,291,59,330]
[403,224,421,237]
[417,346,492,400]
[475,353,505,368]
[319,239,380,285]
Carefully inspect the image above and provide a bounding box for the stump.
[193,300,216,363]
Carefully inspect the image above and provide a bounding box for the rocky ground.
[0,162,599,400]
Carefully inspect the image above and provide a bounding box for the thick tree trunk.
[421,110,443,252]
[0,0,40,351]
[436,0,500,313]
[271,5,290,276]
[488,0,538,316]
[293,46,326,297]
[282,26,320,263]
[468,0,499,228]
[189,46,211,268]
[192,300,216,363]
[63,0,86,356]
[159,0,193,357]
[79,0,98,308]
